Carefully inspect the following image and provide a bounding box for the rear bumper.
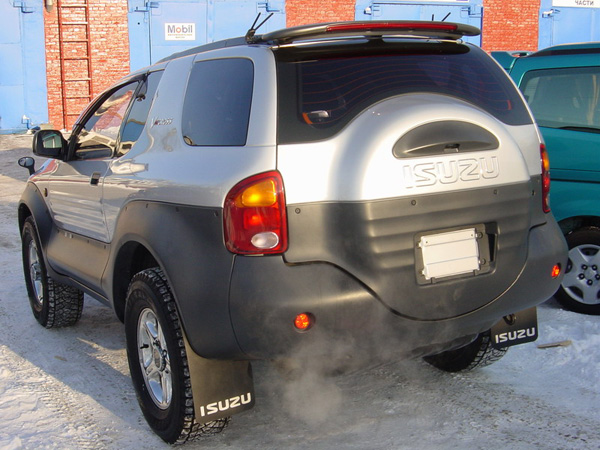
[227,218,567,360]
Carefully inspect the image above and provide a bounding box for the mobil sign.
[165,23,196,40]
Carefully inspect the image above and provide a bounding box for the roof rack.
[250,20,481,44]
[529,42,600,58]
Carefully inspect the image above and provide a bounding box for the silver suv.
[18,21,567,444]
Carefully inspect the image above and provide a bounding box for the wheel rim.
[561,243,600,305]
[28,240,44,306]
[137,308,172,409]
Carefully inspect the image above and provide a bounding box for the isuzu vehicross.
[18,21,567,443]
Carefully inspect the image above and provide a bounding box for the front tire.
[555,226,600,315]
[124,268,229,444]
[21,217,84,328]
[423,331,507,373]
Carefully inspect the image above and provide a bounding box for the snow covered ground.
[1,134,599,449]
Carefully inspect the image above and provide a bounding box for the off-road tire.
[124,267,229,444]
[423,331,507,373]
[21,217,84,328]
[555,226,600,315]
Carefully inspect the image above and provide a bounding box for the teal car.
[499,43,600,315]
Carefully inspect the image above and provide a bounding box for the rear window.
[276,42,531,143]
[520,67,600,132]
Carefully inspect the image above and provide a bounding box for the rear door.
[276,43,540,319]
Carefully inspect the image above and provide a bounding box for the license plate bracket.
[415,224,490,284]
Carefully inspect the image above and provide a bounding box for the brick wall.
[482,0,540,51]
[44,0,130,130]
[286,0,356,26]
[285,0,540,51]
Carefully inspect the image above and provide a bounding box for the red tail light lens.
[541,143,551,213]
[326,22,458,34]
[224,171,288,254]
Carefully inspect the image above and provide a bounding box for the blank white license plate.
[420,228,480,280]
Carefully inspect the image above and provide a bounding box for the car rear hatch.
[275,38,542,321]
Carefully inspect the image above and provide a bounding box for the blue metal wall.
[127,0,286,71]
[539,0,600,49]
[0,1,48,134]
[355,1,483,45]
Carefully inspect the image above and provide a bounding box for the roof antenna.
[442,12,451,21]
[245,12,274,43]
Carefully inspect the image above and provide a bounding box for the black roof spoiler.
[250,20,481,44]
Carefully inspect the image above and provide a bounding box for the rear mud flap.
[490,306,538,349]
[184,336,255,422]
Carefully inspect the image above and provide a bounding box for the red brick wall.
[285,0,541,51]
[44,0,130,130]
[286,0,356,26]
[481,0,540,51]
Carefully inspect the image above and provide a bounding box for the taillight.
[224,171,288,254]
[541,143,551,213]
[325,22,459,34]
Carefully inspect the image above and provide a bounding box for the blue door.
[0,2,48,133]
[539,0,600,48]
[128,0,286,71]
[355,1,482,45]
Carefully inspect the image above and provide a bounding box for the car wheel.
[21,217,84,328]
[555,226,600,315]
[423,331,507,373]
[124,267,229,444]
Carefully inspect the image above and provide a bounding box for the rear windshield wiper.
[557,126,600,134]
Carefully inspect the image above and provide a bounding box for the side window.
[118,70,164,156]
[74,82,137,159]
[182,58,254,146]
[521,67,600,130]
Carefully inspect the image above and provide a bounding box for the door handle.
[90,172,101,185]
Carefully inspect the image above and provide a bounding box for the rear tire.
[124,267,229,444]
[555,227,600,315]
[21,217,84,328]
[423,331,507,373]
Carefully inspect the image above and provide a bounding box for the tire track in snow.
[0,344,105,449]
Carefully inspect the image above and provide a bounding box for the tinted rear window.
[276,42,531,143]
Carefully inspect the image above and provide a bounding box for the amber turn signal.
[551,264,561,279]
[294,313,313,331]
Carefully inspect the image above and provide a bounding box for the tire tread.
[423,331,507,373]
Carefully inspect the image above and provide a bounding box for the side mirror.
[18,156,36,176]
[32,129,68,159]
